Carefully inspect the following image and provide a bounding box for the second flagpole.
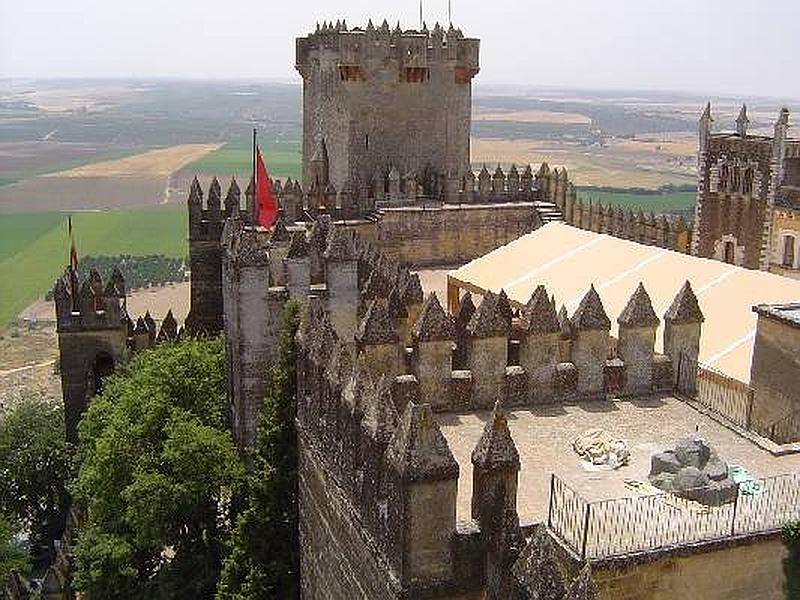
[252,127,257,221]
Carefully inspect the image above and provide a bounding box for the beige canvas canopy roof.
[447,222,800,383]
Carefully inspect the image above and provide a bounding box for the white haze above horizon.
[1,0,799,99]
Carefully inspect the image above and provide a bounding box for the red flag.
[256,148,278,228]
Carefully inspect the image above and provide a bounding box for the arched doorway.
[92,352,115,396]
[783,235,796,269]
[724,241,736,264]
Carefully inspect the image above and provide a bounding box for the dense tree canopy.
[71,336,243,599]
[0,396,70,563]
[0,515,29,599]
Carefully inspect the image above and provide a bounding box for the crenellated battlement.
[52,265,185,441]
[558,189,693,254]
[296,20,479,81]
[287,219,702,594]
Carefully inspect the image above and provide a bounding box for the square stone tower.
[295,20,479,197]
[692,104,799,270]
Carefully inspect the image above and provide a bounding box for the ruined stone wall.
[593,535,786,600]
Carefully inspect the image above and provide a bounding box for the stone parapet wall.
[593,534,786,600]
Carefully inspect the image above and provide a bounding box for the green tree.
[217,301,301,600]
[0,515,30,599]
[784,522,800,599]
[71,337,244,600]
[0,396,70,562]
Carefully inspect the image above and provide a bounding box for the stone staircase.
[534,201,564,224]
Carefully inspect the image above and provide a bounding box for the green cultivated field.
[188,142,302,180]
[577,190,695,214]
[0,206,186,328]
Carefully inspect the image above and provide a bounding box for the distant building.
[693,103,800,275]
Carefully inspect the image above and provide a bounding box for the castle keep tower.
[295,20,480,197]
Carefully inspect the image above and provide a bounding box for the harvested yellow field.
[46,144,220,178]
[473,109,592,125]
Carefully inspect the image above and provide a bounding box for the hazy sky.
[2,0,798,98]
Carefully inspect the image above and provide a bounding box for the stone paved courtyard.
[439,396,800,526]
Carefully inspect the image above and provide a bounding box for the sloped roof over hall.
[447,222,800,383]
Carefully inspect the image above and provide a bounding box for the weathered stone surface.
[618,282,659,328]
[472,400,520,469]
[412,292,455,342]
[469,292,511,338]
[649,434,738,505]
[572,285,611,331]
[511,527,566,600]
[523,285,560,334]
[385,402,459,483]
[664,280,704,324]
[356,299,399,345]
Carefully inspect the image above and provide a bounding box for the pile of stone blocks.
[648,433,738,505]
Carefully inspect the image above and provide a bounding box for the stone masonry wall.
[594,536,787,600]
[749,313,800,434]
[375,204,541,267]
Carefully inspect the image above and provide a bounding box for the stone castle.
[46,18,800,600]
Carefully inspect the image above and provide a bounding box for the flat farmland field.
[576,190,696,213]
[473,109,592,125]
[45,144,219,178]
[471,136,696,189]
[0,206,187,328]
[186,142,302,180]
[0,141,145,187]
[0,144,220,213]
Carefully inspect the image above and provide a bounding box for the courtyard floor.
[438,396,800,526]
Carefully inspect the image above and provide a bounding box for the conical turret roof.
[618,283,659,328]
[385,402,459,482]
[664,280,704,324]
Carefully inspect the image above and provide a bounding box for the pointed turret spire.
[270,217,291,243]
[188,176,203,206]
[225,177,241,214]
[511,527,567,599]
[471,400,519,469]
[523,285,560,334]
[412,292,455,342]
[385,402,459,482]
[361,374,398,444]
[357,299,399,345]
[455,292,476,330]
[468,292,511,338]
[664,280,704,324]
[618,282,659,328]
[157,309,178,341]
[735,104,749,137]
[572,285,611,331]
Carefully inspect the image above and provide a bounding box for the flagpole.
[252,127,257,222]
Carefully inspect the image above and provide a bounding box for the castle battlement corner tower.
[296,20,480,197]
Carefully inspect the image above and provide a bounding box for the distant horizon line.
[1,75,799,105]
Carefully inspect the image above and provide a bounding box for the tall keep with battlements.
[296,21,479,198]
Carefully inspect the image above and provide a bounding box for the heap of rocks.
[648,434,738,505]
